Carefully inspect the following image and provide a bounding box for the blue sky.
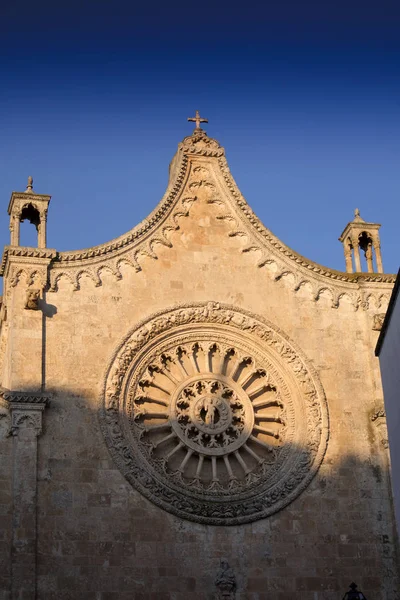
[1,0,399,274]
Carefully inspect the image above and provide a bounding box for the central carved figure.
[200,394,219,426]
[101,303,328,524]
[171,374,256,464]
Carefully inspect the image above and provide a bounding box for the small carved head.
[25,288,41,310]
[220,558,229,570]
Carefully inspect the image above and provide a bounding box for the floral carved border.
[99,302,329,525]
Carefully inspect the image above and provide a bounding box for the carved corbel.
[25,287,41,310]
[2,391,50,437]
[372,313,386,331]
[371,408,388,449]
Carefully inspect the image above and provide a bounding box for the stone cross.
[188,110,208,130]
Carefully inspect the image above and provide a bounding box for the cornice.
[8,192,51,214]
[215,155,395,285]
[0,246,57,276]
[1,390,51,405]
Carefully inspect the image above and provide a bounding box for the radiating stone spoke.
[195,454,204,478]
[136,394,169,407]
[251,394,279,408]
[151,382,172,396]
[253,425,280,439]
[229,356,242,380]
[152,431,177,448]
[243,443,263,463]
[234,450,251,475]
[188,348,199,373]
[223,454,235,480]
[211,456,219,482]
[249,434,274,451]
[238,368,258,389]
[161,366,180,385]
[175,349,189,378]
[217,349,226,374]
[178,448,193,473]
[166,441,184,459]
[248,381,268,399]
[144,422,172,433]
[201,344,210,372]
[144,411,169,419]
[254,414,283,424]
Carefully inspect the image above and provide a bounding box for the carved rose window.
[101,303,328,525]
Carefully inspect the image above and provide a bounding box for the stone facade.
[0,124,398,599]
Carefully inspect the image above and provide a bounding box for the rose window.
[101,303,328,525]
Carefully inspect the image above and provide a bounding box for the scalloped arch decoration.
[4,130,391,309]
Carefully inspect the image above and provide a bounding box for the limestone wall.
[0,405,12,598]
[0,133,398,599]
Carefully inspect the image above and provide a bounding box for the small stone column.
[343,242,353,273]
[351,235,362,272]
[9,214,20,247]
[372,235,384,273]
[4,392,49,600]
[365,242,374,273]
[38,210,47,249]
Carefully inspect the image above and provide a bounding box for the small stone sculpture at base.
[215,558,236,599]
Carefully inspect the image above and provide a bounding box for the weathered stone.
[0,123,398,599]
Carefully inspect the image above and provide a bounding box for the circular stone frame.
[100,302,329,525]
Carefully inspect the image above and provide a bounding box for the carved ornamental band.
[100,303,329,525]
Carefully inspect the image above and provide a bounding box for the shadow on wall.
[0,384,399,600]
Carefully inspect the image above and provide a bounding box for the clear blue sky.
[1,0,399,273]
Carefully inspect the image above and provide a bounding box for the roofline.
[375,268,400,356]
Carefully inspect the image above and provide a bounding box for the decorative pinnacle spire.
[353,208,365,223]
[25,176,33,193]
[188,110,208,131]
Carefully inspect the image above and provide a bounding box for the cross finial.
[188,110,208,131]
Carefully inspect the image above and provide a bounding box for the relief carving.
[25,288,41,310]
[215,559,236,599]
[100,302,329,525]
[371,408,388,449]
[372,313,386,331]
[2,391,50,437]
[3,130,389,307]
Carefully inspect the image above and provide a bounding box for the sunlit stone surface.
[0,127,398,598]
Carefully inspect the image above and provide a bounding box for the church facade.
[0,120,398,599]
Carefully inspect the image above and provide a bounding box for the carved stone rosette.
[100,302,329,525]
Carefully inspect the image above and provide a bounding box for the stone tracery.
[131,346,284,488]
[101,302,329,524]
